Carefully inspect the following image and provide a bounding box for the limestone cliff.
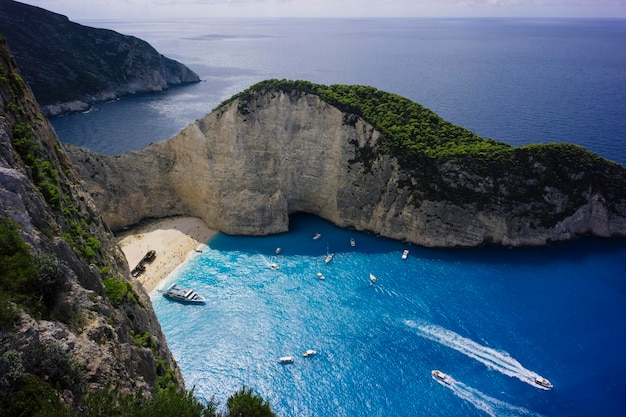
[0,0,200,116]
[0,36,181,410]
[65,81,626,247]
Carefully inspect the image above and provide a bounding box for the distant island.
[66,79,626,247]
[0,0,200,116]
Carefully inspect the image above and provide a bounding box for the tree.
[225,386,276,417]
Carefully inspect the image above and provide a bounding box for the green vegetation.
[103,277,139,307]
[0,218,65,325]
[226,386,276,417]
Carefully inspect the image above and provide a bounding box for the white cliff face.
[65,89,626,247]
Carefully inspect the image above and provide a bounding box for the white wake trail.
[433,373,543,417]
[412,323,550,389]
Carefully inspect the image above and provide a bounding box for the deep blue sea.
[48,18,626,416]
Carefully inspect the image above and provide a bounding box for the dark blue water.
[52,18,626,166]
[152,214,626,417]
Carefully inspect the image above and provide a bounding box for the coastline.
[116,216,217,294]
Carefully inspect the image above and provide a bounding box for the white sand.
[117,217,217,293]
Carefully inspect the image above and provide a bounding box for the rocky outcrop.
[0,36,181,407]
[65,84,626,247]
[0,0,200,116]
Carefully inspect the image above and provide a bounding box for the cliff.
[65,80,626,247]
[0,36,182,412]
[0,0,200,116]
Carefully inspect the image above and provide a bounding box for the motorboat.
[534,377,553,390]
[402,249,409,260]
[275,247,281,254]
[163,284,206,304]
[270,263,279,270]
[325,253,333,263]
[370,273,377,284]
[302,349,317,357]
[431,370,452,385]
[350,238,355,247]
[279,356,295,364]
[317,272,325,280]
[313,233,321,240]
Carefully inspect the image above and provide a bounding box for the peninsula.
[0,0,200,116]
[66,79,626,247]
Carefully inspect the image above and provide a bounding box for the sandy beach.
[117,217,217,294]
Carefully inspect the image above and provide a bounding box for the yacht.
[370,273,377,284]
[350,238,356,247]
[303,350,317,357]
[431,370,452,385]
[313,233,321,240]
[402,249,409,260]
[325,253,333,263]
[317,272,325,280]
[163,284,206,304]
[534,377,553,389]
[279,356,295,364]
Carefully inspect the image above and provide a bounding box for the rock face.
[0,0,200,116]
[65,86,626,247]
[0,36,181,405]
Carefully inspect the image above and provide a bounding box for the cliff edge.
[65,80,626,247]
[0,36,182,412]
[0,0,200,116]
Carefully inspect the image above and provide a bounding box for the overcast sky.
[18,0,626,19]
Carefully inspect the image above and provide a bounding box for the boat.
[270,263,279,270]
[163,284,206,304]
[431,370,452,385]
[370,273,377,284]
[275,247,281,254]
[402,249,409,260]
[350,238,355,247]
[325,253,333,263]
[131,263,145,277]
[302,349,317,357]
[278,356,295,364]
[312,233,321,240]
[534,377,553,389]
[317,272,325,280]
[142,250,156,262]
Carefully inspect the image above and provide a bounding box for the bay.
[46,18,626,416]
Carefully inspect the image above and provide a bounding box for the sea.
[50,18,626,416]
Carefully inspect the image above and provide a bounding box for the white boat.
[402,249,409,260]
[275,247,281,254]
[431,370,452,385]
[325,253,333,263]
[302,349,317,357]
[534,377,553,390]
[312,233,321,240]
[370,273,377,284]
[163,284,206,304]
[317,272,325,280]
[270,263,279,270]
[350,238,355,247]
[279,356,295,364]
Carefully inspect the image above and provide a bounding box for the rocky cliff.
[0,0,200,116]
[65,80,626,247]
[0,36,182,412]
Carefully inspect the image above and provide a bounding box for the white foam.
[415,323,551,390]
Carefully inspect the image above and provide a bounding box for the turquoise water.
[152,214,626,416]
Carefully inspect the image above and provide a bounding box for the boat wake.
[410,322,551,390]
[434,374,542,417]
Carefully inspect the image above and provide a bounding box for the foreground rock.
[65,80,626,247]
[0,35,181,407]
[0,0,200,116]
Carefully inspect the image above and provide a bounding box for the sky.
[17,0,626,19]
